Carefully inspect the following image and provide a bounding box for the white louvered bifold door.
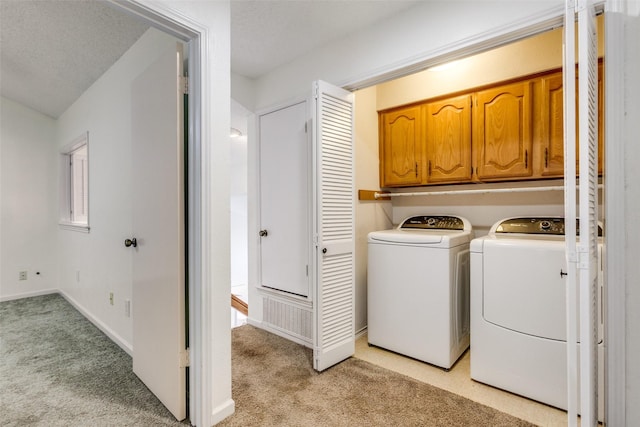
[311,80,355,372]
[564,1,600,426]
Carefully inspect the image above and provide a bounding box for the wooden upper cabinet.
[379,106,423,187]
[475,81,534,181]
[539,63,604,178]
[425,95,473,184]
[377,64,604,188]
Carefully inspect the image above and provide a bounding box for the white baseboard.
[355,326,368,340]
[0,288,58,302]
[210,398,235,425]
[58,290,133,356]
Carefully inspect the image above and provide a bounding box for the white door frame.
[108,1,233,426]
[602,2,626,424]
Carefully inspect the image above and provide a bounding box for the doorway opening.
[347,11,605,427]
[231,99,250,327]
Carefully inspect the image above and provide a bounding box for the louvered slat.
[576,0,600,424]
[313,81,355,371]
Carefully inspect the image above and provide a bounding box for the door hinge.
[181,76,189,95]
[179,348,190,368]
[577,244,589,270]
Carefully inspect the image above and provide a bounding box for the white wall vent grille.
[262,297,313,342]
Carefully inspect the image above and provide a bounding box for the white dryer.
[470,217,603,414]
[367,215,472,369]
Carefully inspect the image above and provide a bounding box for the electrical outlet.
[109,292,114,306]
[19,271,27,281]
[124,299,131,318]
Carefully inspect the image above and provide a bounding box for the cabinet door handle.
[428,160,431,176]
[545,148,549,168]
[525,150,528,169]
[415,162,418,178]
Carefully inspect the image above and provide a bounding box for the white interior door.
[131,43,186,421]
[312,80,355,371]
[259,102,310,297]
[564,0,600,425]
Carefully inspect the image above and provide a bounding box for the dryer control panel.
[493,217,603,236]
[495,217,565,235]
[400,215,465,230]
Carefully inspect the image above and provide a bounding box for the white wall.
[375,15,604,111]
[353,86,393,331]
[251,0,563,110]
[623,4,640,423]
[55,28,179,351]
[231,73,256,112]
[0,97,58,299]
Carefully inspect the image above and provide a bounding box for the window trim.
[59,132,90,233]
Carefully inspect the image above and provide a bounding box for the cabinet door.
[597,62,604,175]
[540,65,603,178]
[540,72,566,177]
[475,81,533,180]
[379,106,423,187]
[425,95,472,183]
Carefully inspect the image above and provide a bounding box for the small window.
[60,132,90,232]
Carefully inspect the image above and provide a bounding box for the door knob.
[259,230,268,237]
[124,238,137,248]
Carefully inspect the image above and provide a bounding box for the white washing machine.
[367,215,472,369]
[470,217,603,415]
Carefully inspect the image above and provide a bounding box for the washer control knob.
[427,217,436,226]
[540,220,551,231]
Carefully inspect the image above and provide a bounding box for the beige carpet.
[219,325,536,426]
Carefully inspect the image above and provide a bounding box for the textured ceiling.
[0,0,149,118]
[230,0,421,78]
[0,0,420,119]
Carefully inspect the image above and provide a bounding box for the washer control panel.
[400,215,465,230]
[495,217,565,235]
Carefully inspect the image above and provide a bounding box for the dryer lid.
[368,229,443,244]
[367,228,471,246]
